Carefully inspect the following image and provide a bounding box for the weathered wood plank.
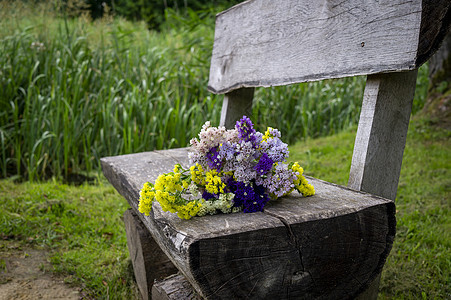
[348,70,418,200]
[220,87,254,129]
[101,148,395,299]
[124,209,178,300]
[208,0,451,94]
[152,274,201,300]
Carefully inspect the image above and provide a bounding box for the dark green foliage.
[87,0,241,29]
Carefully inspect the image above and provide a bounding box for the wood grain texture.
[152,274,201,300]
[101,148,396,299]
[208,0,450,94]
[348,70,418,200]
[220,87,254,129]
[124,209,179,300]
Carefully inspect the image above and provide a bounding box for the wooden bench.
[101,1,451,299]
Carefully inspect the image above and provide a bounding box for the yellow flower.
[138,182,156,216]
[175,201,202,220]
[205,169,226,194]
[140,163,205,219]
[182,180,189,189]
[154,174,166,191]
[262,127,274,142]
[291,162,314,197]
[190,163,206,185]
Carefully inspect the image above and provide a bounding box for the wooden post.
[124,209,178,300]
[349,70,418,200]
[220,87,254,129]
[349,70,418,299]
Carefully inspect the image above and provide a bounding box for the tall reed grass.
[0,1,429,180]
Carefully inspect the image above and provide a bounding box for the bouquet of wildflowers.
[138,116,314,220]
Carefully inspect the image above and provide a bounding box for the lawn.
[1,116,449,299]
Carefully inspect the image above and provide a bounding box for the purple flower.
[227,178,270,213]
[206,146,222,171]
[267,127,281,139]
[218,141,237,162]
[202,190,217,200]
[254,153,274,176]
[233,161,256,183]
[236,115,257,145]
[263,137,289,162]
[258,163,296,197]
[243,184,270,213]
[227,179,252,207]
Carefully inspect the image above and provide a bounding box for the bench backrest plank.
[208,0,450,94]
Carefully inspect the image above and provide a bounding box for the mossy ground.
[0,179,139,299]
[1,116,449,299]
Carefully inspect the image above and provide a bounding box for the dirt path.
[0,246,81,300]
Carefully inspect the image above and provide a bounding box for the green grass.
[0,178,138,299]
[1,116,449,299]
[0,2,429,180]
[379,119,450,299]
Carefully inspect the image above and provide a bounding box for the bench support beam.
[349,70,418,299]
[348,70,418,200]
[124,209,179,300]
[220,87,254,129]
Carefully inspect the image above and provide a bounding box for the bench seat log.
[101,148,395,299]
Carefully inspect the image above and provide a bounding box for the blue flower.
[206,146,222,171]
[202,190,217,200]
[254,153,274,176]
[227,178,270,213]
[243,184,270,213]
[236,115,257,145]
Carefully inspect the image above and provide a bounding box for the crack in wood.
[264,211,305,272]
[210,270,249,297]
[263,211,321,291]
[133,245,139,263]
[247,278,260,298]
